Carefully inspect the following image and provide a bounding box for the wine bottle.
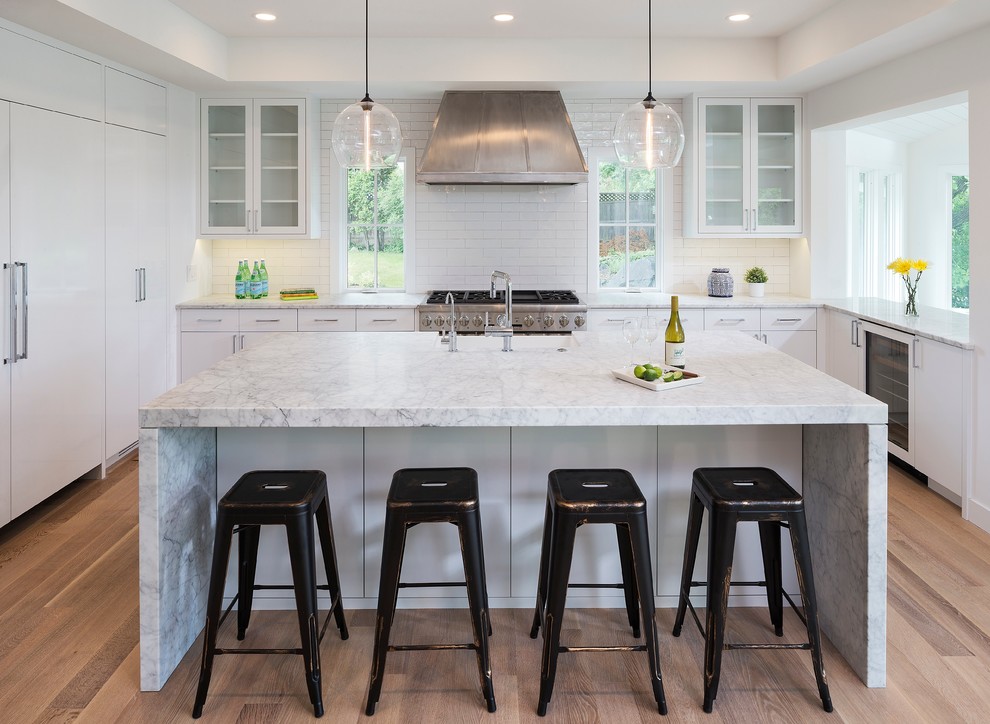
[664,295,686,369]
[259,258,269,297]
[234,259,246,299]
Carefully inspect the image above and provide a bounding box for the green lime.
[642,369,660,382]
[662,371,675,382]
[672,370,684,381]
[633,365,646,379]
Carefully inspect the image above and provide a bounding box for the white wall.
[807,23,990,532]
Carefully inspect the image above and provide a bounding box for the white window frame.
[334,147,416,292]
[944,165,969,311]
[848,166,902,300]
[586,146,672,291]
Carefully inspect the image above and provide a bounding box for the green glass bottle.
[259,258,269,297]
[664,295,686,369]
[234,259,246,299]
[249,260,262,299]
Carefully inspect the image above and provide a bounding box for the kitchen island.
[139,330,887,691]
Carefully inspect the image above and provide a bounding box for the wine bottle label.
[665,341,686,369]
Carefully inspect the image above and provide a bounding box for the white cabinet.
[913,337,966,499]
[298,308,357,332]
[8,104,105,518]
[0,101,10,527]
[179,309,298,380]
[105,67,167,135]
[105,107,168,462]
[355,308,415,332]
[825,309,863,390]
[586,307,702,331]
[759,307,817,367]
[703,308,761,332]
[200,99,308,237]
[686,97,802,237]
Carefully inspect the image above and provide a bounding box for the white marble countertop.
[581,292,819,308]
[820,297,971,349]
[141,330,885,429]
[177,292,426,309]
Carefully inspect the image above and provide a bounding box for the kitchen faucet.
[444,291,458,352]
[485,270,513,351]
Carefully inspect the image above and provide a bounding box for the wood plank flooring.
[2,456,989,722]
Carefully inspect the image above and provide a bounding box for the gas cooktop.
[423,289,581,305]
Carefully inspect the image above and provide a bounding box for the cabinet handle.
[606,318,627,322]
[254,209,259,233]
[912,337,920,368]
[196,318,224,323]
[744,208,749,231]
[4,262,14,364]
[313,318,339,322]
[370,318,398,323]
[135,268,142,303]
[252,319,282,323]
[240,334,245,350]
[246,211,251,230]
[17,262,27,361]
[775,318,802,323]
[851,319,862,348]
[718,318,746,324]
[233,334,238,353]
[141,268,147,302]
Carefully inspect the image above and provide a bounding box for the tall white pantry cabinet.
[1,23,169,526]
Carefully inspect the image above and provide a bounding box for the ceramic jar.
[707,268,734,297]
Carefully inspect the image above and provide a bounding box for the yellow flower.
[912,259,928,272]
[887,258,912,275]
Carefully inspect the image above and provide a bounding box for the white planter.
[748,282,766,297]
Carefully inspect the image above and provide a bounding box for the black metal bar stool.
[671,466,832,713]
[529,468,666,716]
[365,467,496,716]
[192,470,349,719]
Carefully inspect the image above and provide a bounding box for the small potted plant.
[744,266,768,297]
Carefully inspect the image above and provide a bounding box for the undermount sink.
[433,334,581,352]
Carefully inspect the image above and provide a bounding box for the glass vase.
[904,288,918,316]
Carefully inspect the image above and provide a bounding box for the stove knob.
[435,315,446,328]
[421,315,432,328]
[558,315,571,328]
[574,314,586,328]
[523,314,535,328]
[458,314,470,329]
[472,314,484,328]
[543,314,555,328]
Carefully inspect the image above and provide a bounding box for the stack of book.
[279,288,319,301]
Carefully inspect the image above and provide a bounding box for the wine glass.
[622,318,641,367]
[640,317,660,364]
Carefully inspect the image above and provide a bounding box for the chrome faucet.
[485,270,513,351]
[444,291,458,352]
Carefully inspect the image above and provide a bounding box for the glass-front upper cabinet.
[200,99,307,236]
[691,97,802,237]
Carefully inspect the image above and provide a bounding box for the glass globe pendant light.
[332,0,401,170]
[612,0,684,169]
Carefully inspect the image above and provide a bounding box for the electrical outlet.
[186,265,197,282]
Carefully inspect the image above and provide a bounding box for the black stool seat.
[193,470,349,719]
[530,469,666,716]
[366,467,495,716]
[672,466,832,714]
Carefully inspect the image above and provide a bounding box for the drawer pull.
[253,319,281,323]
[775,318,802,323]
[718,318,746,324]
[196,318,223,323]
[371,318,398,323]
[313,318,340,323]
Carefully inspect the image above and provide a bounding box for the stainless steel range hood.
[417,91,588,185]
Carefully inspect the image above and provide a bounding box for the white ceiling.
[2,0,990,98]
[856,103,969,143]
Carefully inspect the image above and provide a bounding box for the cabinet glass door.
[753,101,799,232]
[255,102,304,233]
[700,100,747,232]
[865,330,911,454]
[206,104,248,232]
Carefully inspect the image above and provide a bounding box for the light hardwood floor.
[1,456,988,722]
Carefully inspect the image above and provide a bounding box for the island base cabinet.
[217,429,366,602]
[363,428,511,600]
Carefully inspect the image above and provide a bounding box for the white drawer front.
[650,308,703,329]
[355,308,416,332]
[586,309,649,330]
[180,309,239,332]
[760,307,817,331]
[238,309,297,332]
[704,308,761,331]
[298,308,357,331]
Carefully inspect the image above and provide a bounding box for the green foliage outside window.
[598,162,658,288]
[347,164,405,289]
[951,175,969,309]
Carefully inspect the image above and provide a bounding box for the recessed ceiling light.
[254,12,277,22]
[727,13,751,23]
[493,14,514,23]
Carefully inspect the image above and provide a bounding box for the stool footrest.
[726,643,811,651]
[688,580,769,588]
[559,645,648,653]
[567,583,625,589]
[397,581,467,589]
[387,643,477,652]
[215,647,304,655]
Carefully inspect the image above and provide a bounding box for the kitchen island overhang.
[139,331,887,691]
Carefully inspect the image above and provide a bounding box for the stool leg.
[474,512,494,637]
[626,516,668,715]
[758,520,784,637]
[788,511,833,713]
[458,510,497,713]
[192,515,235,719]
[530,497,554,639]
[236,524,261,640]
[703,509,737,713]
[616,523,641,638]
[315,498,349,640]
[366,511,407,716]
[285,516,324,718]
[672,491,705,637]
[537,516,577,717]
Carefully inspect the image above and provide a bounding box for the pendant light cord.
[362,0,372,104]
[644,0,655,105]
